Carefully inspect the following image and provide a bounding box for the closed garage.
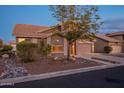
[111,45,122,53]
[76,42,92,56]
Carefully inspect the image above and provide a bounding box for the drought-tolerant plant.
[37,40,51,58]
[0,45,13,57]
[104,46,112,53]
[16,41,36,63]
[1,45,13,52]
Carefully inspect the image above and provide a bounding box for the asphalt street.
[1,66,124,88]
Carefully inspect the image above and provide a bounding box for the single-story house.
[94,34,123,53]
[106,31,124,52]
[13,24,123,57]
[8,40,16,51]
[13,24,95,57]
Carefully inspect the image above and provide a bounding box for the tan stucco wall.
[94,38,108,53]
[108,42,122,53]
[110,45,122,53]
[64,39,67,56]
[47,37,51,44]
[109,35,124,52]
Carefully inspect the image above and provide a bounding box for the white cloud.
[100,18,124,33]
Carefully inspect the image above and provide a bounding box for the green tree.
[50,5,102,61]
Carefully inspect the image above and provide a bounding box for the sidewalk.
[78,53,124,64]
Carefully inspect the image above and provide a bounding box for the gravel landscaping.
[0,57,28,79]
[22,57,103,75]
[0,56,104,79]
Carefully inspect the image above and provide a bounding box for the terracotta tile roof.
[96,34,122,42]
[106,31,124,36]
[13,24,49,38]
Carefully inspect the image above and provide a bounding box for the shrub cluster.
[17,39,52,63]
[16,41,37,63]
[104,46,112,53]
[0,45,13,57]
[37,40,51,57]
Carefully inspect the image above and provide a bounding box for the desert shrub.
[1,45,13,52]
[104,46,112,53]
[43,44,51,57]
[16,41,37,63]
[37,40,51,57]
[0,45,13,57]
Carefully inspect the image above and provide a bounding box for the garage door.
[77,43,92,56]
[111,45,122,53]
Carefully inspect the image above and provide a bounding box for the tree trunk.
[67,41,70,61]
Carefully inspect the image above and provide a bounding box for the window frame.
[51,45,64,53]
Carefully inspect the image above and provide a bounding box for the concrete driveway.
[78,53,124,65]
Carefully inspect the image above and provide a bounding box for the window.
[51,35,64,45]
[52,45,64,53]
[51,35,64,53]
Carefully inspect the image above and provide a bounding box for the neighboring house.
[106,31,124,52]
[8,40,16,51]
[13,24,124,57]
[95,35,122,53]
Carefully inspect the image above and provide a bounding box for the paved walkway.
[78,53,124,65]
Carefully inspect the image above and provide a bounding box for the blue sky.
[0,5,124,43]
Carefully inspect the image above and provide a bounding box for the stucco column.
[47,37,51,44]
[91,42,95,53]
[64,39,67,56]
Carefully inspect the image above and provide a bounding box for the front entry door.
[70,42,76,56]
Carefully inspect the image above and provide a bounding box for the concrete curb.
[0,63,124,85]
[80,56,112,65]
